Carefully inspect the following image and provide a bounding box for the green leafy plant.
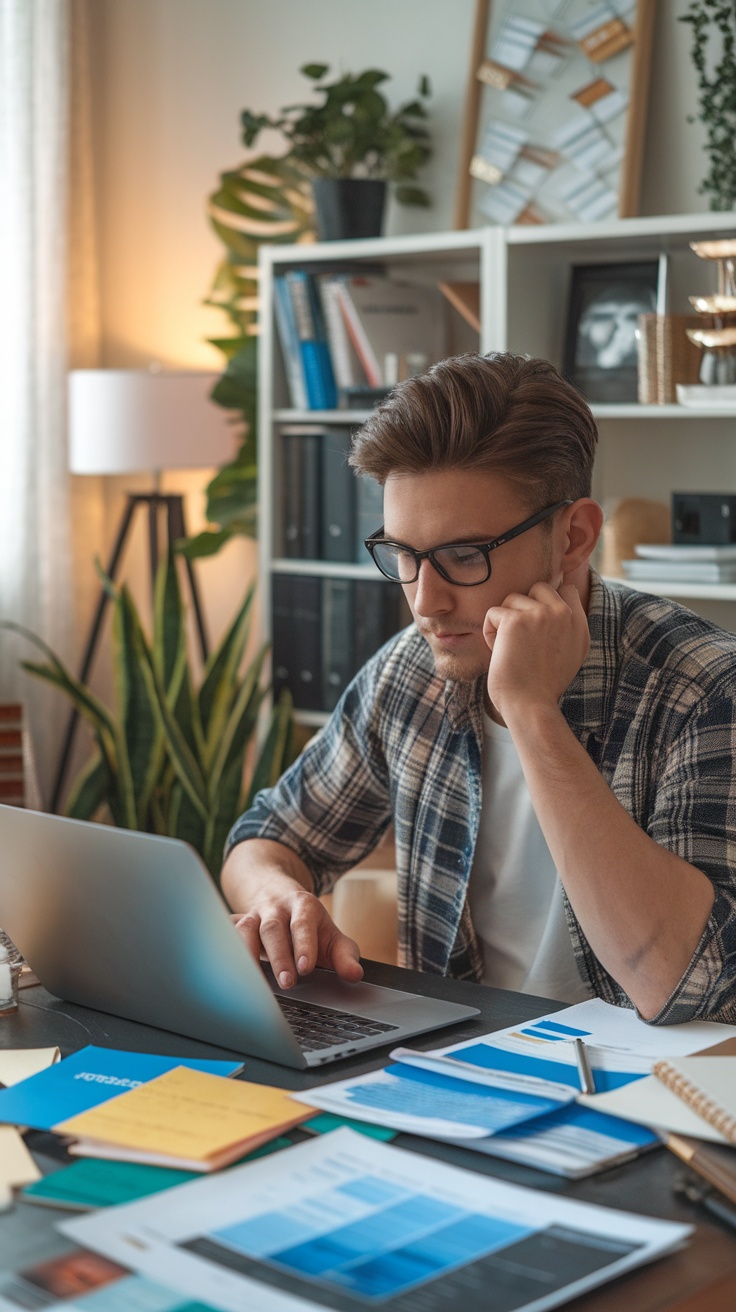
[242,64,432,205]
[3,554,296,880]
[188,154,314,558]
[681,0,736,210]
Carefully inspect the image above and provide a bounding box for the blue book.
[285,270,338,410]
[0,1045,244,1132]
[273,275,308,409]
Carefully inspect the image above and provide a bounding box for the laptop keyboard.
[276,996,399,1052]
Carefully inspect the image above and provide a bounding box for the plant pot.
[311,178,387,241]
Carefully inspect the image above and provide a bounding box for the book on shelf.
[273,275,309,410]
[315,273,368,392]
[322,577,354,712]
[272,574,406,713]
[272,574,323,712]
[280,426,383,565]
[283,270,337,410]
[622,559,736,583]
[332,275,447,389]
[321,428,356,561]
[281,425,321,559]
[355,471,384,565]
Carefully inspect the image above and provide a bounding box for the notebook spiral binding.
[654,1060,736,1144]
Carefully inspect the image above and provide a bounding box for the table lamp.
[52,368,236,811]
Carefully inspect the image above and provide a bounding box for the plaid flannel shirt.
[227,572,736,1025]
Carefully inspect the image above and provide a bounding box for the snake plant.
[4,553,295,880]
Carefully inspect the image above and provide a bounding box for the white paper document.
[291,1000,736,1178]
[61,1128,691,1312]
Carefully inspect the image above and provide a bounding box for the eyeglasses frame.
[364,499,574,586]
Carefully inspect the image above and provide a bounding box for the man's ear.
[560,499,603,577]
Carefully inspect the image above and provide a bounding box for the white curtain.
[0,0,72,803]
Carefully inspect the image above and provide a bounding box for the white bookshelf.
[258,213,736,722]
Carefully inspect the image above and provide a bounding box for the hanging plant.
[681,0,736,211]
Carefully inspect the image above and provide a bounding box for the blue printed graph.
[212,1175,532,1300]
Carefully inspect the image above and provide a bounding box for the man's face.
[383,468,560,682]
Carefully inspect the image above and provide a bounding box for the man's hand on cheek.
[483,582,590,722]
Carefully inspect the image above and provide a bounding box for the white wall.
[82,0,712,649]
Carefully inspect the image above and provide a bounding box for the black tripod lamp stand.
[50,368,235,813]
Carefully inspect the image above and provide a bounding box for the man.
[222,353,736,1025]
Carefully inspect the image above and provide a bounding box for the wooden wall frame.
[454,0,657,229]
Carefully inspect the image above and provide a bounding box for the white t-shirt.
[467,713,589,1004]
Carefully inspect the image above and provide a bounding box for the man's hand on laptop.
[221,839,364,990]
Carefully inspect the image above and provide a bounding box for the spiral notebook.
[653,1057,736,1145]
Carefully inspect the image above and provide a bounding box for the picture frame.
[562,258,662,403]
[454,0,657,229]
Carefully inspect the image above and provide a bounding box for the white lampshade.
[69,369,237,474]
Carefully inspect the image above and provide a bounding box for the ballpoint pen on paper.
[574,1038,596,1095]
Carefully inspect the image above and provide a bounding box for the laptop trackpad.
[269,966,445,1026]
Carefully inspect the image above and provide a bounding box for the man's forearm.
[221,838,315,913]
[505,703,715,1021]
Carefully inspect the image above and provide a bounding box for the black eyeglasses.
[364,500,573,586]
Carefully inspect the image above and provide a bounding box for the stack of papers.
[622,542,736,584]
[0,1045,244,1132]
[59,1127,692,1312]
[56,1065,316,1172]
[292,999,736,1178]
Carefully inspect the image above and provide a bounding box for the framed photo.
[562,259,661,404]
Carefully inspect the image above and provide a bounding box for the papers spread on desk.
[0,1045,244,1132]
[0,1047,59,1087]
[0,1125,40,1190]
[292,999,736,1178]
[56,1066,317,1172]
[0,1253,223,1312]
[60,1126,692,1312]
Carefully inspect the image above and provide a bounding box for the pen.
[574,1037,596,1095]
[674,1176,736,1235]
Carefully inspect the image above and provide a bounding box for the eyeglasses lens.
[372,542,489,584]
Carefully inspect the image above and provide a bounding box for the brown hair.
[349,352,598,507]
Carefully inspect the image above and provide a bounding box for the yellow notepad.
[56,1066,315,1171]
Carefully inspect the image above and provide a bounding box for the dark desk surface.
[3,962,736,1310]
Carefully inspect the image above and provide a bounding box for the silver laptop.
[0,806,478,1069]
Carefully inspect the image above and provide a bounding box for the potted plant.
[241,63,432,240]
[3,554,296,881]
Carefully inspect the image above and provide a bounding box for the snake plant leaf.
[245,689,295,809]
[1,621,118,764]
[203,754,247,878]
[167,779,207,855]
[64,748,112,821]
[113,586,163,829]
[198,582,255,742]
[205,643,267,800]
[152,549,187,698]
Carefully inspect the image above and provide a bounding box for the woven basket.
[637,314,703,404]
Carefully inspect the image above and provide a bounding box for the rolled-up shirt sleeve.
[645,691,736,1025]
